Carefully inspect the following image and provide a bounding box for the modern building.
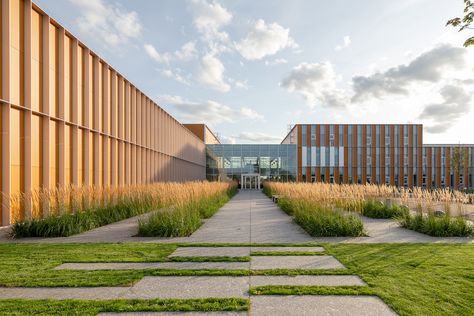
[206,124,474,190]
[1,0,473,226]
[0,0,206,225]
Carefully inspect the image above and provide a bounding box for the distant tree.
[451,146,469,188]
[446,0,474,47]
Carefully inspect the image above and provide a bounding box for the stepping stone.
[56,262,250,270]
[169,247,250,257]
[250,247,325,253]
[251,296,397,316]
[250,256,345,270]
[99,313,246,316]
[250,275,366,286]
[0,287,128,300]
[125,276,249,299]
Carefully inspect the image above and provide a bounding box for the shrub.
[138,207,202,237]
[361,200,409,219]
[293,205,366,237]
[399,212,473,237]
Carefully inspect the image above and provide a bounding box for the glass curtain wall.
[206,144,297,183]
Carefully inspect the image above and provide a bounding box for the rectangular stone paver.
[250,246,325,253]
[125,276,249,299]
[56,262,250,270]
[251,296,397,316]
[0,287,129,300]
[250,275,366,286]
[250,256,345,270]
[169,247,250,257]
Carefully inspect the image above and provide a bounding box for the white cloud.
[69,0,141,48]
[280,61,347,108]
[220,135,237,144]
[159,95,264,125]
[197,54,231,92]
[234,132,282,143]
[236,19,298,60]
[161,68,191,85]
[351,44,467,102]
[189,0,232,43]
[335,35,351,51]
[419,85,473,133]
[144,41,197,64]
[265,58,288,66]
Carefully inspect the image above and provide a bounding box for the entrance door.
[241,174,260,189]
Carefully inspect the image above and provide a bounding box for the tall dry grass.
[10,181,237,238]
[264,182,473,237]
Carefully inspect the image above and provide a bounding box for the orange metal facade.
[0,0,206,225]
[284,124,474,190]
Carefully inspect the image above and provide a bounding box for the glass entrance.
[241,174,260,190]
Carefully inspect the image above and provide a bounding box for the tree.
[451,146,469,189]
[446,0,474,47]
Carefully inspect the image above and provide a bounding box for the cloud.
[161,68,191,85]
[335,35,351,51]
[69,0,141,48]
[352,44,466,102]
[419,85,473,133]
[144,41,197,64]
[265,58,288,66]
[236,19,298,60]
[234,132,282,143]
[197,54,231,92]
[159,95,264,125]
[280,61,347,108]
[189,0,232,43]
[220,135,237,144]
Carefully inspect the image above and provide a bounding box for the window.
[385,136,390,146]
[330,134,335,146]
[367,136,371,146]
[367,156,372,165]
[404,137,408,146]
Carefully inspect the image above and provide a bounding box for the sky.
[34,0,474,144]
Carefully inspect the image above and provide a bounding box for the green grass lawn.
[0,243,472,315]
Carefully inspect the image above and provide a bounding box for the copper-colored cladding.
[352,125,358,184]
[380,125,385,183]
[0,0,206,225]
[436,148,441,187]
[334,125,339,183]
[306,124,311,182]
[390,126,395,186]
[408,125,413,187]
[325,125,330,182]
[417,125,423,187]
[343,125,348,183]
[427,147,432,189]
[446,147,451,188]
[361,125,367,183]
[371,125,376,183]
[297,125,302,181]
[398,124,403,186]
[316,124,321,181]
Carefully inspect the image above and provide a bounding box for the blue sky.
[35,0,474,144]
